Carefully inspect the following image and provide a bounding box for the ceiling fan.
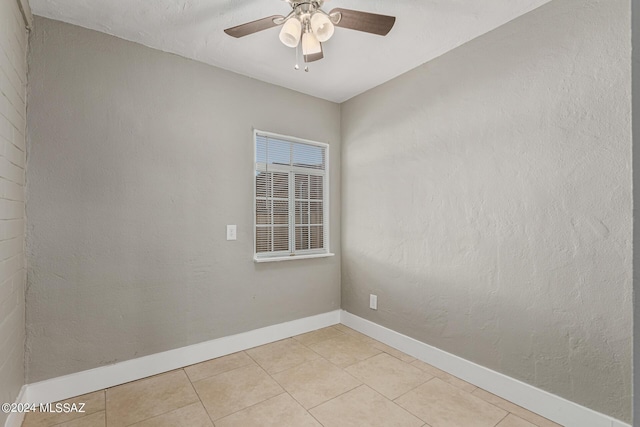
[223,0,396,64]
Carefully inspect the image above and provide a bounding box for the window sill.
[254,253,335,263]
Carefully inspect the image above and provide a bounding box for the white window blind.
[254,131,329,260]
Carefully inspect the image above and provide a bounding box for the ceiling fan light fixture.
[224,2,396,64]
[310,12,334,42]
[302,31,322,55]
[279,17,302,48]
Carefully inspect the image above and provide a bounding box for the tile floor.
[21,325,562,427]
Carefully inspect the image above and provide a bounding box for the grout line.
[265,335,365,414]
[47,412,103,427]
[125,401,208,427]
[391,375,513,426]
[189,363,263,390]
[390,392,431,425]
[183,352,256,384]
[270,373,300,399]
[209,392,288,424]
[305,383,366,412]
[39,389,107,427]
[103,389,108,427]
[193,361,291,422]
[107,370,200,427]
[306,405,325,426]
[469,388,551,425]
[291,327,347,348]
[493,411,510,427]
[188,369,216,427]
[393,376,437,402]
[243,348,259,364]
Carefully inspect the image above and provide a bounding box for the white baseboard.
[340,310,630,427]
[4,385,27,427]
[16,310,340,412]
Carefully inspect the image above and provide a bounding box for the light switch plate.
[226,225,237,241]
[370,294,378,310]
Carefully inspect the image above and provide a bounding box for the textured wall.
[26,17,341,383]
[633,0,640,421]
[341,0,631,422]
[0,0,27,424]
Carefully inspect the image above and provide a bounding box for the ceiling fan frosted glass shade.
[279,18,302,47]
[310,13,335,42]
[302,32,322,55]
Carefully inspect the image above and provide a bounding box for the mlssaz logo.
[40,402,86,413]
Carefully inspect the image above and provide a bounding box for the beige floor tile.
[496,413,538,427]
[184,351,254,382]
[54,411,105,427]
[472,388,562,427]
[293,327,345,346]
[310,385,423,427]
[395,378,507,427]
[332,325,374,342]
[22,391,105,427]
[106,370,199,427]
[411,359,477,392]
[331,324,354,334]
[273,358,361,409]
[369,341,416,363]
[245,338,321,374]
[192,364,283,420]
[307,334,381,368]
[331,325,416,362]
[128,402,213,427]
[345,353,431,399]
[215,393,321,427]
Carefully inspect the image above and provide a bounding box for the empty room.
[0,0,634,426]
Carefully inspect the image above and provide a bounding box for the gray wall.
[0,0,27,424]
[341,0,631,422]
[633,0,640,421]
[26,17,341,383]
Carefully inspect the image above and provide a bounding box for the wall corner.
[17,0,33,30]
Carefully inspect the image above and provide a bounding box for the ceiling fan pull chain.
[294,41,300,70]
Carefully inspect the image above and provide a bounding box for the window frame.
[253,129,333,263]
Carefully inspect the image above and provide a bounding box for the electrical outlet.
[226,225,237,241]
[369,294,378,310]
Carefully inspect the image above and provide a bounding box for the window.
[254,130,331,261]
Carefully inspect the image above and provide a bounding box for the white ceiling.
[29,0,551,103]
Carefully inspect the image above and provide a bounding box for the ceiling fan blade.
[224,15,284,38]
[304,43,323,63]
[329,8,395,36]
